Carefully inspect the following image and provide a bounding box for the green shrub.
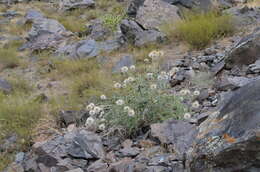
[85,64,186,137]
[101,13,125,31]
[170,11,235,49]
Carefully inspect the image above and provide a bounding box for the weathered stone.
[87,19,110,40]
[59,110,88,127]
[65,168,84,172]
[60,0,95,11]
[187,79,260,171]
[112,54,134,73]
[117,147,140,157]
[120,19,167,46]
[24,9,44,23]
[87,160,108,172]
[151,119,198,156]
[0,78,12,93]
[225,27,260,69]
[134,0,181,30]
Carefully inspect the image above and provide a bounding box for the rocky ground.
[0,0,260,172]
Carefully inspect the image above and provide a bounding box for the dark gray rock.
[163,0,220,10]
[120,19,167,46]
[127,0,145,17]
[117,147,140,157]
[133,0,180,30]
[24,9,44,23]
[57,38,122,59]
[187,79,260,171]
[59,110,89,127]
[87,160,108,172]
[112,54,134,73]
[151,119,198,156]
[87,19,110,40]
[67,130,105,159]
[225,27,260,69]
[0,78,12,93]
[248,59,260,74]
[60,0,95,11]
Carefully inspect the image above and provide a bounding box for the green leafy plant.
[101,13,125,31]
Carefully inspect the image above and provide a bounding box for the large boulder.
[21,10,72,52]
[59,0,95,11]
[0,78,12,93]
[225,27,260,69]
[130,0,181,30]
[187,79,260,171]
[57,38,123,59]
[120,19,167,46]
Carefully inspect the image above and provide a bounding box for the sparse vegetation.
[101,13,126,31]
[163,11,235,49]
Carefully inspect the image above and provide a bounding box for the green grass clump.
[101,13,125,31]
[0,41,23,71]
[57,15,86,33]
[166,11,235,49]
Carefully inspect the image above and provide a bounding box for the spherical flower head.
[98,123,106,131]
[114,82,122,89]
[100,94,107,100]
[168,67,179,76]
[160,71,167,76]
[148,50,159,58]
[127,77,135,82]
[124,106,131,112]
[158,50,164,57]
[193,90,200,96]
[180,89,191,96]
[128,109,135,117]
[122,83,127,88]
[157,75,164,80]
[86,103,95,111]
[130,65,136,71]
[192,101,200,109]
[144,58,149,63]
[121,66,129,73]
[183,113,191,119]
[89,110,96,116]
[116,99,124,105]
[146,73,153,79]
[94,106,102,114]
[100,111,105,117]
[85,117,95,126]
[150,84,157,90]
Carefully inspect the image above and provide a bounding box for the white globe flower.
[144,58,149,63]
[168,67,179,76]
[192,101,200,109]
[86,103,95,111]
[160,71,167,75]
[121,66,129,73]
[100,94,107,100]
[114,82,122,88]
[124,106,131,112]
[184,113,191,119]
[89,110,96,116]
[146,73,153,79]
[128,109,135,117]
[127,77,135,82]
[100,111,105,117]
[193,90,200,96]
[150,84,157,90]
[94,106,102,114]
[158,50,164,57]
[148,50,159,58]
[180,89,191,96]
[122,83,127,88]
[130,65,136,71]
[123,79,129,84]
[116,99,124,105]
[85,117,95,126]
[157,75,164,80]
[98,124,106,131]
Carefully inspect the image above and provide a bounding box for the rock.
[15,152,25,163]
[87,19,110,40]
[112,54,134,72]
[225,27,260,69]
[187,79,260,171]
[248,59,260,74]
[67,130,105,159]
[225,6,260,27]
[127,0,145,17]
[134,0,181,30]
[21,10,72,51]
[65,168,84,172]
[0,78,12,93]
[210,60,225,75]
[117,147,140,157]
[60,0,95,11]
[189,113,209,125]
[163,0,217,10]
[215,76,260,91]
[107,158,135,172]
[59,110,89,127]
[57,38,122,59]
[87,160,108,172]
[24,9,44,23]
[120,19,167,46]
[151,119,198,156]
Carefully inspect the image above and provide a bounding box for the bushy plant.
[101,13,125,31]
[85,51,186,137]
[169,11,235,49]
